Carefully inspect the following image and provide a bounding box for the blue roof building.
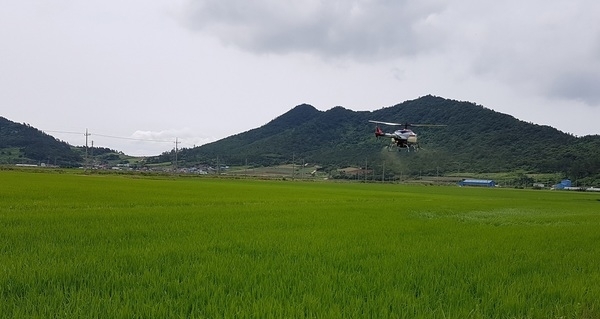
[458,179,496,187]
[553,179,572,190]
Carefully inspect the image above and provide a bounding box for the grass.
[1,169,599,318]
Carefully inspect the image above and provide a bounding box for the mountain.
[3,96,599,184]
[165,95,600,183]
[0,117,82,166]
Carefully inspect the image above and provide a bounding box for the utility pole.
[91,140,94,168]
[174,137,180,171]
[382,162,385,183]
[84,129,90,171]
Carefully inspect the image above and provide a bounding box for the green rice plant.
[1,170,599,318]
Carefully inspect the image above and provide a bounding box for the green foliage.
[3,95,600,180]
[173,96,600,182]
[1,170,600,318]
[0,117,82,166]
[74,145,121,157]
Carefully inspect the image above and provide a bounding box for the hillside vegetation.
[154,96,600,184]
[0,117,81,166]
[3,96,599,184]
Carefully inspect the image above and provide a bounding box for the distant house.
[458,179,496,187]
[553,179,572,190]
[552,179,598,191]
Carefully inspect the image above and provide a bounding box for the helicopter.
[369,120,445,152]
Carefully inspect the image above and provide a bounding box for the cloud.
[182,0,600,107]
[548,70,600,105]
[182,0,446,59]
[131,128,216,150]
[455,0,600,106]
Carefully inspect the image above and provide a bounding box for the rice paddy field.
[1,169,599,318]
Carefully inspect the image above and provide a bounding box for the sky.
[1,0,599,156]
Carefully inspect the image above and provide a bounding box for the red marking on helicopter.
[369,120,445,152]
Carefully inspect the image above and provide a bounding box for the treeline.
[0,117,82,166]
[3,95,599,185]
[163,96,600,184]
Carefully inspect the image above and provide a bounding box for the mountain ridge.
[2,95,599,184]
[0,116,82,166]
[167,95,598,183]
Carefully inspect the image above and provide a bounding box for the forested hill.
[3,95,599,183]
[0,117,82,166]
[172,95,600,182]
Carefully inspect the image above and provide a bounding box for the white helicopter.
[369,120,445,152]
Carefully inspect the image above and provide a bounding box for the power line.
[92,133,173,143]
[43,130,82,135]
[43,129,176,144]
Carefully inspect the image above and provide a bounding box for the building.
[553,179,572,190]
[458,179,496,187]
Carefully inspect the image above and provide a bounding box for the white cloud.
[182,0,600,108]
[182,0,446,59]
[131,128,215,149]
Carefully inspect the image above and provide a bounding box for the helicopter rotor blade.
[409,124,447,127]
[368,120,404,126]
[369,120,447,129]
